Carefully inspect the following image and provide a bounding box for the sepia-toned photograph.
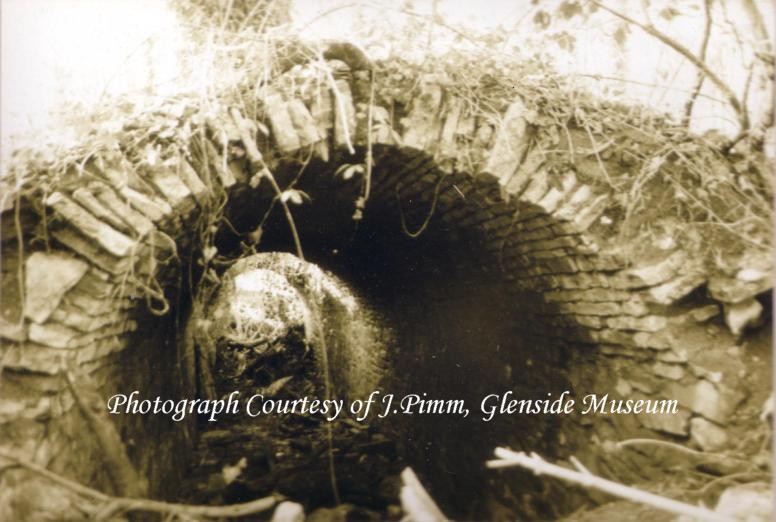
[0,1,773,520]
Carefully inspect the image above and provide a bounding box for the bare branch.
[591,1,749,134]
[682,0,713,126]
[0,449,281,519]
[487,448,730,522]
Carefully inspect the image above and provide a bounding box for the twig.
[683,0,713,126]
[317,54,356,155]
[400,467,449,522]
[591,1,748,134]
[487,448,730,522]
[0,449,281,519]
[228,107,305,260]
[396,175,446,238]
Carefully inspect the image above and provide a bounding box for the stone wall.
[0,59,771,517]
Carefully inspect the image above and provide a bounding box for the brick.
[51,228,131,276]
[71,188,129,233]
[1,342,68,374]
[91,184,155,236]
[612,251,686,289]
[652,361,684,380]
[572,194,609,231]
[438,99,464,158]
[708,275,771,304]
[502,147,546,197]
[50,307,126,333]
[535,187,565,214]
[666,380,745,423]
[520,170,549,205]
[177,158,210,207]
[46,192,134,258]
[560,301,621,316]
[266,95,302,152]
[647,272,706,305]
[118,186,172,222]
[484,99,531,182]
[607,315,667,332]
[287,98,322,146]
[28,322,80,349]
[723,298,763,335]
[637,406,690,436]
[333,80,358,150]
[622,296,650,316]
[554,185,593,221]
[149,167,195,213]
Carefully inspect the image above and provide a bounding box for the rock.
[651,362,684,380]
[715,482,772,521]
[287,98,322,147]
[666,380,746,423]
[613,251,685,289]
[689,304,720,322]
[271,501,305,522]
[724,298,763,335]
[24,252,89,324]
[265,95,302,152]
[689,417,728,451]
[615,378,632,396]
[637,407,690,436]
[708,275,770,304]
[46,192,135,258]
[607,315,667,332]
[484,98,532,182]
[149,166,195,214]
[646,272,706,305]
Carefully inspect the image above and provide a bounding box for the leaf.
[659,7,681,21]
[260,376,293,398]
[551,31,576,52]
[558,1,583,20]
[203,245,218,262]
[334,163,364,180]
[280,189,310,205]
[613,23,630,48]
[533,10,551,29]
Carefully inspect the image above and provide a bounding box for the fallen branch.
[0,449,280,520]
[400,467,449,522]
[486,448,730,522]
[64,369,149,498]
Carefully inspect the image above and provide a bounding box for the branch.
[228,107,305,260]
[591,1,749,134]
[64,370,148,498]
[0,449,281,519]
[487,448,730,522]
[682,0,713,126]
[400,467,449,521]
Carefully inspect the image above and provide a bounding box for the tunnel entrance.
[2,59,771,521]
[178,248,576,521]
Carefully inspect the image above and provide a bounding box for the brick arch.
[0,59,770,517]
